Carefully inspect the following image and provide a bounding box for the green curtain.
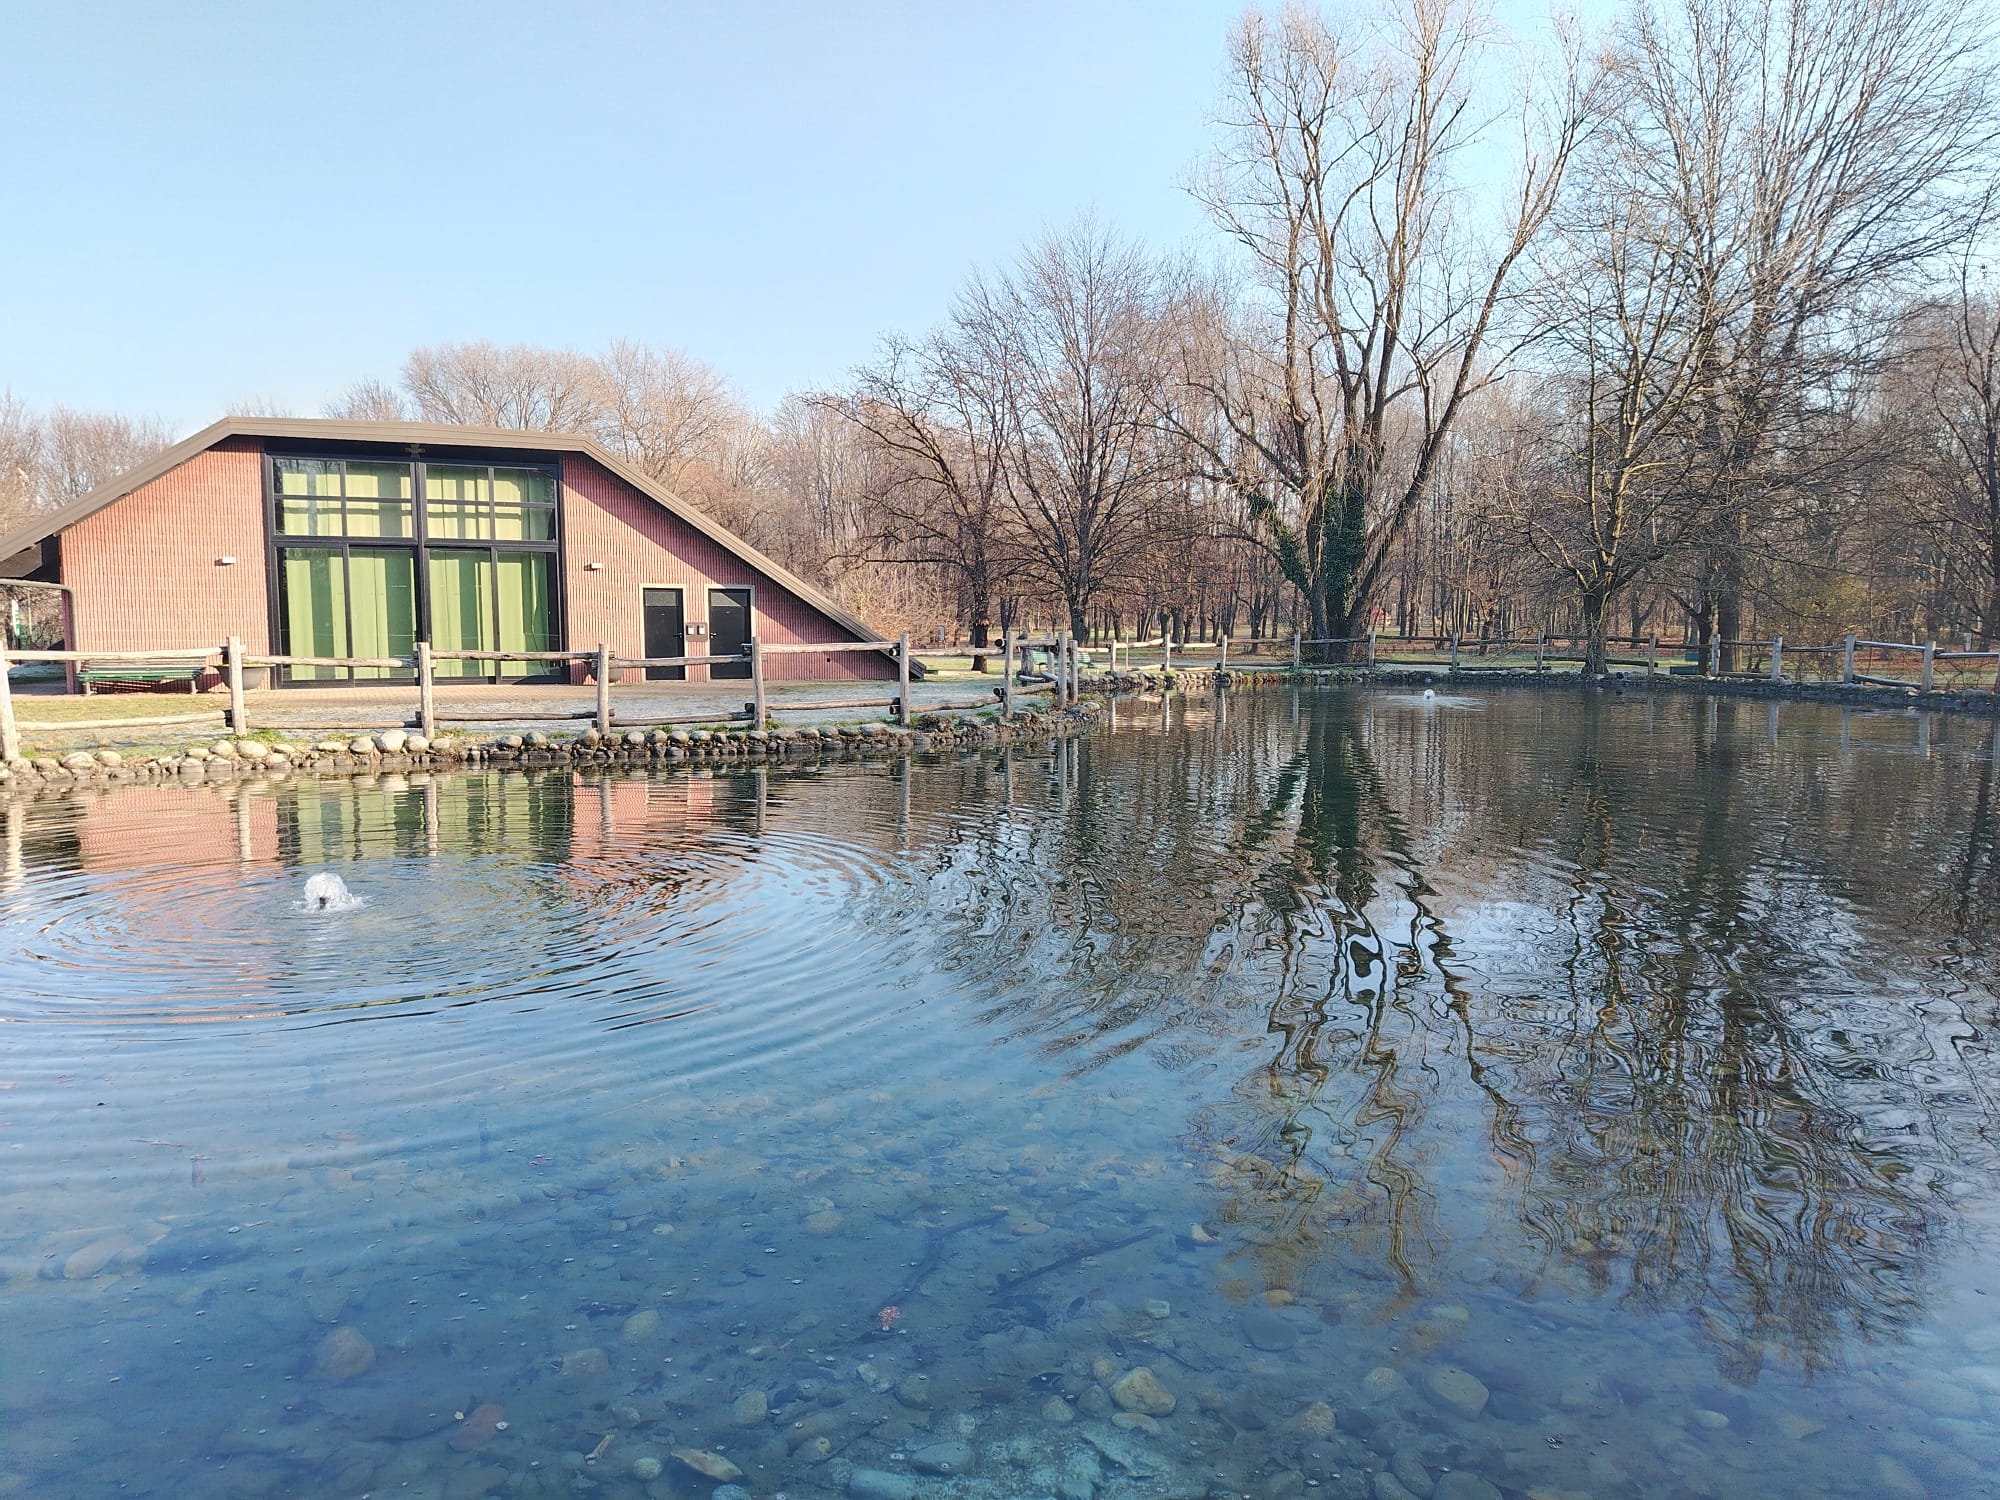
[496,552,554,678]
[425,466,490,540]
[428,550,493,678]
[348,549,416,680]
[282,549,347,682]
[493,469,556,541]
[343,463,413,539]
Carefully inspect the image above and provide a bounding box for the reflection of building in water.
[24,784,284,875]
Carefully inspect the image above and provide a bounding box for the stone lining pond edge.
[0,703,1110,794]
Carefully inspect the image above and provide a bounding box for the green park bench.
[78,659,209,695]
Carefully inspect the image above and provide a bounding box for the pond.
[3,687,1997,1500]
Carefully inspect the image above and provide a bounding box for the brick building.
[0,417,899,687]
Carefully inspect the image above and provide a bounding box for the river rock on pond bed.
[1424,1366,1489,1417]
[1243,1305,1300,1351]
[309,1325,375,1381]
[672,1447,744,1482]
[1110,1366,1176,1416]
[848,1471,920,1500]
[909,1438,975,1474]
[61,1236,138,1280]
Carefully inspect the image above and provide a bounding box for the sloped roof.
[0,416,906,660]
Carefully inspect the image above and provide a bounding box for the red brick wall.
[560,455,893,682]
[61,438,269,680]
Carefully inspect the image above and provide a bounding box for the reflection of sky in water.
[1,692,1997,1500]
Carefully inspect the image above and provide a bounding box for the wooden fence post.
[1367,630,1377,670]
[750,637,767,728]
[1292,629,1301,670]
[1533,633,1543,671]
[0,642,17,762]
[1647,634,1658,674]
[1452,633,1462,671]
[1218,634,1228,671]
[1843,634,1857,684]
[1922,640,1936,692]
[417,640,437,741]
[1002,629,1016,720]
[595,643,612,734]
[225,635,247,734]
[1769,635,1784,683]
[1161,629,1171,672]
[1708,636,1721,676]
[896,634,911,726]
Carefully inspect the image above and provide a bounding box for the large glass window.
[497,552,556,676]
[428,551,494,678]
[280,547,417,681]
[270,451,562,684]
[493,469,557,541]
[276,458,414,539]
[425,465,555,541]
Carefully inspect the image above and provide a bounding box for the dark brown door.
[708,587,751,679]
[643,589,685,681]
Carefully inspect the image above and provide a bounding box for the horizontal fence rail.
[8,621,2000,761]
[0,632,948,759]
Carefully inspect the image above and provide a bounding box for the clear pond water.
[4,688,1999,1500]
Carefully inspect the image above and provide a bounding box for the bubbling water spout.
[302,872,362,912]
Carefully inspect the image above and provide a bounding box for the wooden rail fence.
[10,623,1998,760]
[0,634,965,760]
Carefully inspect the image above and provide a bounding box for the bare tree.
[0,396,169,534]
[1518,140,1722,672]
[1901,228,2000,644]
[589,340,739,493]
[38,408,172,503]
[1616,0,1998,665]
[0,392,41,533]
[323,379,411,421]
[825,328,1016,657]
[974,220,1175,639]
[401,340,605,431]
[1179,0,1595,652]
[224,395,296,418]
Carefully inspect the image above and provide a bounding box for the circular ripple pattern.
[0,809,924,1096]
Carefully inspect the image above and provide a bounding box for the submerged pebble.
[673,1447,744,1482]
[1110,1366,1176,1416]
[1243,1306,1299,1351]
[308,1325,375,1381]
[909,1438,975,1474]
[848,1471,919,1500]
[1424,1365,1489,1417]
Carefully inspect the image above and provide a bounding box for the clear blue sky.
[0,0,1580,432]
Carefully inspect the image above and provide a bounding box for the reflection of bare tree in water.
[900,690,1989,1377]
[1495,702,1951,1379]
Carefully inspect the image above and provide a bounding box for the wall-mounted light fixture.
[215,556,237,566]
[584,561,605,571]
